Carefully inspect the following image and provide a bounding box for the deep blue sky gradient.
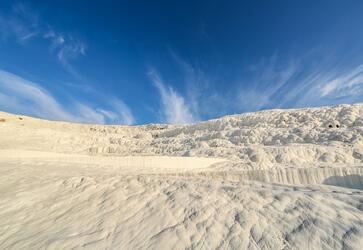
[1,1,363,124]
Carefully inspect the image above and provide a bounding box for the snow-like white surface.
[0,104,362,249]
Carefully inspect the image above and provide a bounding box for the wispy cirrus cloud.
[0,2,86,79]
[169,51,208,118]
[44,30,87,79]
[109,99,135,125]
[318,65,363,98]
[151,50,363,123]
[289,65,363,108]
[56,36,87,80]
[235,52,363,111]
[237,54,299,111]
[0,2,40,42]
[147,68,196,124]
[0,69,134,124]
[0,3,134,124]
[169,51,229,119]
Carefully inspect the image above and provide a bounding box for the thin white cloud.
[94,99,135,125]
[236,54,363,110]
[319,64,363,97]
[165,51,363,119]
[44,30,65,47]
[0,3,86,79]
[96,109,118,122]
[55,36,87,79]
[109,99,135,125]
[0,69,134,125]
[237,54,298,110]
[148,69,195,124]
[169,51,229,119]
[0,69,74,121]
[0,2,40,43]
[75,103,107,124]
[170,51,205,118]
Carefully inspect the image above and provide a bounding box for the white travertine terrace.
[0,104,362,249]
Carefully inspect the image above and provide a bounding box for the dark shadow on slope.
[323,175,363,190]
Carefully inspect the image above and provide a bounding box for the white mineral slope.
[0,103,363,249]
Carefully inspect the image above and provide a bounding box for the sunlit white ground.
[0,104,363,249]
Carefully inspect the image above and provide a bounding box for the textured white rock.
[0,104,363,249]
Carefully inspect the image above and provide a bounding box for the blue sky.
[1,1,363,124]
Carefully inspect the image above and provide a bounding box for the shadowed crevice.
[323,175,363,190]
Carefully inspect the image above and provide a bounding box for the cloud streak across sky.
[0,2,363,125]
[147,51,363,123]
[0,2,86,78]
[0,69,134,124]
[242,55,363,110]
[148,69,196,124]
[0,2,135,125]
